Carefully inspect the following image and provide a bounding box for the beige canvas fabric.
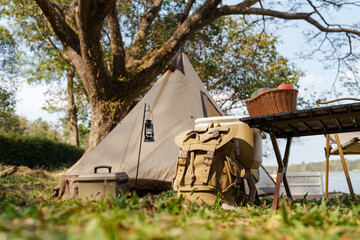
[329,132,360,144]
[64,52,275,195]
[329,132,360,155]
[173,124,245,205]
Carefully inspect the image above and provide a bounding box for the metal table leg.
[270,135,293,209]
[325,134,330,199]
[244,169,257,203]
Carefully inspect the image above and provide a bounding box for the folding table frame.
[240,102,360,209]
[324,133,355,198]
[318,98,360,199]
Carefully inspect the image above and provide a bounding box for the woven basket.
[245,89,298,116]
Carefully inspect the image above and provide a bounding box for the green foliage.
[0,115,65,141]
[0,133,84,169]
[78,123,90,148]
[0,26,20,132]
[1,173,360,240]
[61,122,90,149]
[0,26,17,78]
[1,1,67,81]
[22,118,63,141]
[118,0,189,49]
[1,1,90,146]
[0,88,19,131]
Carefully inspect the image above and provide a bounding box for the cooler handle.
[94,165,112,173]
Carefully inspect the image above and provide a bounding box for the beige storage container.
[194,116,262,169]
[77,166,128,201]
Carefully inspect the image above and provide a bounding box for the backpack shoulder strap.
[200,144,217,184]
[173,144,191,188]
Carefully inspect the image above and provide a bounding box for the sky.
[16,83,63,123]
[13,1,360,166]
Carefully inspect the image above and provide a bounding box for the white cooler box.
[77,165,128,201]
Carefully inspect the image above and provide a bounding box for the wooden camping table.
[240,102,360,209]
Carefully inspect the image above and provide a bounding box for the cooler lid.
[77,172,129,182]
[195,116,248,126]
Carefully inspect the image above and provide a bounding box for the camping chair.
[317,98,360,198]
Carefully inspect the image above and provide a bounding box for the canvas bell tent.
[64,51,275,195]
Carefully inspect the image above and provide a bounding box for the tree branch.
[75,0,115,60]
[34,0,80,54]
[306,0,331,27]
[106,6,126,80]
[127,0,163,61]
[126,0,360,100]
[216,6,360,37]
[121,0,225,99]
[73,1,117,97]
[217,0,260,14]
[78,0,117,33]
[322,0,360,7]
[132,0,222,68]
[47,36,71,65]
[180,0,196,24]
[32,15,71,65]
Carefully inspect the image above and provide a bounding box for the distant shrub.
[0,133,84,169]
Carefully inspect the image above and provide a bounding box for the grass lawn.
[0,165,359,240]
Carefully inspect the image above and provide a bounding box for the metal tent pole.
[135,103,147,191]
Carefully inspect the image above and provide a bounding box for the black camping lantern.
[135,103,154,191]
[144,119,155,142]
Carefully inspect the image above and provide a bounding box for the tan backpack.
[173,123,249,205]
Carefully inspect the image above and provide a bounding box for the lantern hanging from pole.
[144,119,155,142]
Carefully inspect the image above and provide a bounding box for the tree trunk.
[67,66,79,147]
[86,97,131,150]
[67,43,145,150]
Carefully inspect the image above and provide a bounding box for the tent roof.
[169,50,185,74]
[67,52,223,179]
[66,52,274,194]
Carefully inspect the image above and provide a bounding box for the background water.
[323,171,360,194]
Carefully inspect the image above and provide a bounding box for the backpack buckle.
[177,151,187,166]
[203,161,212,167]
[180,150,188,157]
[203,150,214,166]
[203,157,213,166]
[212,130,219,138]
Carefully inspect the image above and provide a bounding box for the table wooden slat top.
[239,102,360,138]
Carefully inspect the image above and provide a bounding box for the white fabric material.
[329,132,360,144]
[66,53,275,191]
[195,116,247,125]
[258,166,276,189]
